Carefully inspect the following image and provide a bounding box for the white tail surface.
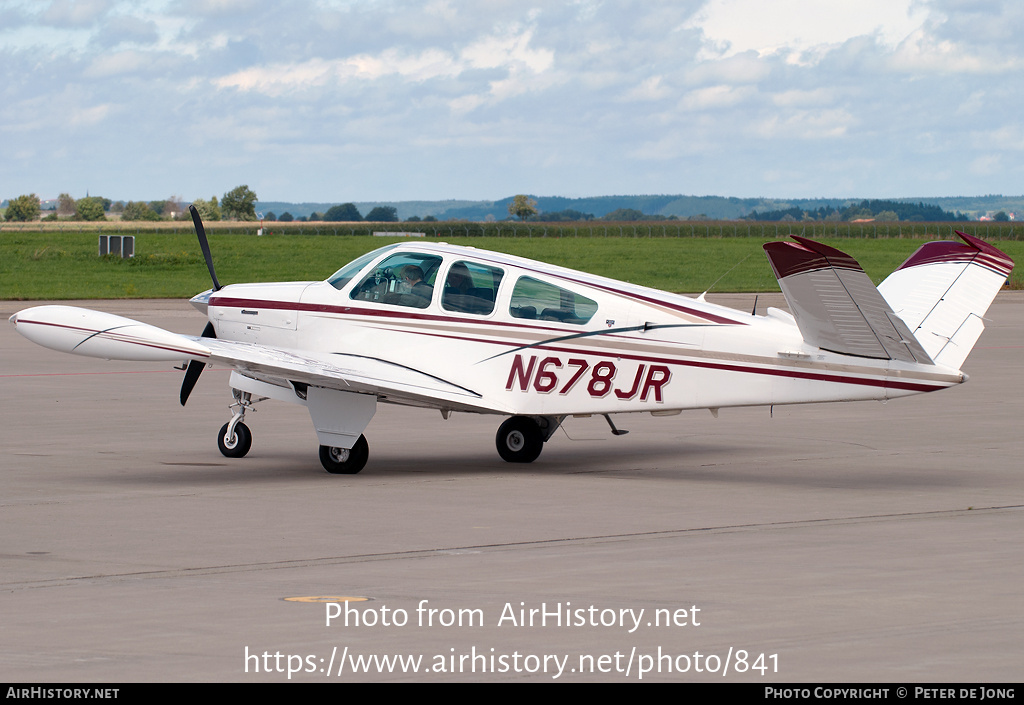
[877,232,1014,370]
[763,236,933,364]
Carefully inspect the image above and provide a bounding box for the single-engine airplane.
[9,207,1014,474]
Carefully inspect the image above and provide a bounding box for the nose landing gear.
[217,389,257,458]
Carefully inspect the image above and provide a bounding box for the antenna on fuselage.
[699,252,752,301]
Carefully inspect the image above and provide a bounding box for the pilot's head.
[401,265,424,284]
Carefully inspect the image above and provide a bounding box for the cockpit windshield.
[349,251,443,309]
[326,245,400,291]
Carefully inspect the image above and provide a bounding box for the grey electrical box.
[99,235,135,258]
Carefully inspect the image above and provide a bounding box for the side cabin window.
[441,261,504,316]
[509,276,598,324]
[350,252,442,309]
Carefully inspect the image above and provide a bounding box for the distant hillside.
[252,194,1024,222]
[255,200,482,221]
[743,199,970,223]
[899,195,1024,219]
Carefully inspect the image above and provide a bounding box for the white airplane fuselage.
[201,242,962,419]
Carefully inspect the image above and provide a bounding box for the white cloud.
[84,49,154,77]
[753,109,856,139]
[41,0,114,28]
[68,102,114,126]
[215,23,553,95]
[684,52,771,85]
[679,84,754,111]
[888,27,1018,73]
[4,0,1024,201]
[770,88,836,108]
[969,153,1002,176]
[686,0,928,62]
[621,76,671,102]
[461,28,554,73]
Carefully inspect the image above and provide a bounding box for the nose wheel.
[218,421,252,458]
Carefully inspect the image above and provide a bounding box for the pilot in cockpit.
[400,265,433,306]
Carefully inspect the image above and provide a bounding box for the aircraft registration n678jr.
[9,207,1014,474]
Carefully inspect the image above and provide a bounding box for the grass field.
[2,229,1021,300]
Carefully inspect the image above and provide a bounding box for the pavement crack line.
[5,504,1020,591]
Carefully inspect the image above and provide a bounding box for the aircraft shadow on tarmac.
[84,429,980,493]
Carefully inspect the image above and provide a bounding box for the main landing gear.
[319,436,369,475]
[495,415,562,463]
[214,399,556,472]
[215,387,372,474]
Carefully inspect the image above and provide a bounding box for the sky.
[2,0,1023,203]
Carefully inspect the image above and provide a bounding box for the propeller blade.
[179,321,216,406]
[189,204,221,292]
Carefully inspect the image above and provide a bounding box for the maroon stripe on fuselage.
[209,298,947,393]
[209,297,725,335]
[373,325,949,394]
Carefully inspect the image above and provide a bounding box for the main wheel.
[319,435,369,475]
[218,421,252,458]
[495,416,544,463]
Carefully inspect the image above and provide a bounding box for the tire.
[320,435,369,475]
[218,421,252,458]
[495,416,544,463]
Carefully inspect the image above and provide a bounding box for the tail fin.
[763,236,933,364]
[877,232,1014,370]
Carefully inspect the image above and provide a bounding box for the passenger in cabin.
[446,263,472,294]
[442,263,474,312]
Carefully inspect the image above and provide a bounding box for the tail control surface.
[877,232,1014,370]
[763,236,933,364]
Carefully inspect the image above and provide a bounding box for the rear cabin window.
[349,252,442,309]
[441,261,504,316]
[509,276,598,324]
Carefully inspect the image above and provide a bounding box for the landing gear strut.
[217,388,256,458]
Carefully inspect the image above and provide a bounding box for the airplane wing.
[10,305,502,414]
[198,338,501,413]
[763,237,933,364]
